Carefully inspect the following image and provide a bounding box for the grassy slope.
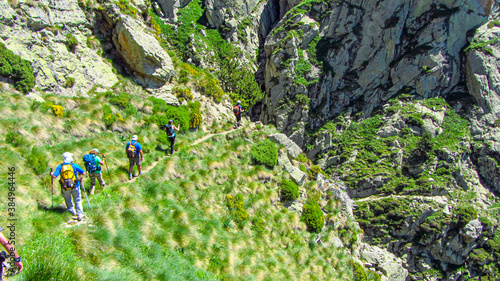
[0,82,370,280]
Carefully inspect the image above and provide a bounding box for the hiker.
[126,135,143,180]
[50,152,85,221]
[164,119,180,155]
[233,100,244,128]
[0,226,23,277]
[83,149,106,195]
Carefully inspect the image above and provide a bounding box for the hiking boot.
[77,215,83,221]
[89,187,95,195]
[129,174,133,180]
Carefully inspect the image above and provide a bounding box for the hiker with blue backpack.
[126,135,143,180]
[50,152,86,221]
[83,149,106,195]
[164,119,180,155]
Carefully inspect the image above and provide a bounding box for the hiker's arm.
[50,166,60,178]
[140,150,143,160]
[0,232,23,272]
[175,124,180,131]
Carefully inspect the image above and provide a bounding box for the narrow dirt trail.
[128,128,237,183]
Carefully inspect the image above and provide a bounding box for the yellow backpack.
[127,141,137,158]
[60,164,76,190]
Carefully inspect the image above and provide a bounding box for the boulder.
[269,133,303,159]
[277,150,306,186]
[113,15,176,87]
[357,243,408,281]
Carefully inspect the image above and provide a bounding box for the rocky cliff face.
[260,0,492,150]
[0,0,175,98]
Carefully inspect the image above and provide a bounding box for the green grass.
[0,83,363,280]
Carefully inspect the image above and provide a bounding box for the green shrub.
[188,101,202,129]
[250,139,277,167]
[308,164,323,178]
[225,194,248,226]
[488,20,500,29]
[301,199,324,232]
[27,146,48,175]
[0,42,35,93]
[173,86,193,102]
[280,179,299,201]
[149,105,190,133]
[109,93,131,109]
[65,33,78,52]
[148,97,167,114]
[124,104,138,116]
[350,260,368,281]
[102,104,117,127]
[5,131,28,147]
[64,76,75,88]
[251,215,266,233]
[454,205,477,227]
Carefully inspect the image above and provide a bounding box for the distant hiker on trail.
[50,152,85,221]
[164,119,180,155]
[126,135,143,180]
[83,149,106,195]
[233,100,244,129]
[0,225,23,278]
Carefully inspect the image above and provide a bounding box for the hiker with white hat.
[83,149,106,194]
[126,135,143,180]
[50,152,86,221]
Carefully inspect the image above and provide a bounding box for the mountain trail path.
[128,127,238,183]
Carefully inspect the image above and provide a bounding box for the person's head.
[62,152,74,164]
[237,100,241,105]
[169,119,173,124]
[90,149,99,155]
[132,135,138,141]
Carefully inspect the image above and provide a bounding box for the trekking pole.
[50,168,54,209]
[103,154,110,180]
[80,179,91,210]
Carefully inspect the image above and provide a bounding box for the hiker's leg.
[136,156,142,174]
[73,187,83,217]
[90,173,96,189]
[236,114,241,127]
[62,189,75,215]
[97,173,105,187]
[170,136,175,154]
[129,158,134,174]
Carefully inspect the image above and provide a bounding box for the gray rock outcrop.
[269,133,303,159]
[113,15,175,88]
[0,0,118,96]
[261,0,491,155]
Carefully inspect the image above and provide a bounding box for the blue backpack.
[83,154,99,173]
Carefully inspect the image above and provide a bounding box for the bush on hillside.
[226,194,248,226]
[350,260,368,281]
[5,131,28,147]
[188,101,202,129]
[109,93,131,109]
[308,164,323,178]
[0,42,35,93]
[27,146,48,175]
[454,205,477,227]
[173,86,193,102]
[250,139,277,168]
[50,104,64,117]
[280,179,299,201]
[149,105,190,133]
[102,104,117,127]
[301,199,324,233]
[65,33,78,52]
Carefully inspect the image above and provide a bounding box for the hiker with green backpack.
[50,152,86,221]
[126,135,143,180]
[83,149,106,195]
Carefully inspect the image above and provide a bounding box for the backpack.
[60,164,76,190]
[233,105,240,115]
[127,141,137,158]
[165,124,174,137]
[83,154,99,173]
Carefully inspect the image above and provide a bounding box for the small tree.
[301,199,324,233]
[280,179,299,201]
[250,139,277,168]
